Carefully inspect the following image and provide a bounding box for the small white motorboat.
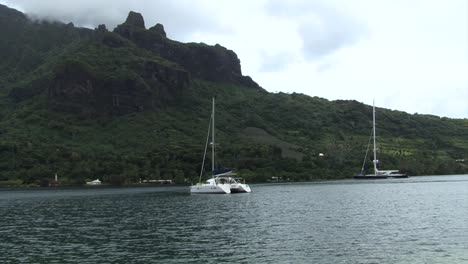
[86,179,102,185]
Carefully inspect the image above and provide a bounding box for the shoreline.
[1,174,467,189]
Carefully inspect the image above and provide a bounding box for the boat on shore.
[354,101,408,179]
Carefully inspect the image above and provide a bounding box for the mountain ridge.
[0,4,466,186]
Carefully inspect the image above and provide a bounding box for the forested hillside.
[0,4,467,186]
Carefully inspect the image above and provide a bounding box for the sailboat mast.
[212,97,215,173]
[198,114,212,183]
[373,100,378,175]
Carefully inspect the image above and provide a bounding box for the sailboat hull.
[230,183,251,193]
[388,174,408,178]
[190,183,231,194]
[353,174,408,179]
[353,175,388,179]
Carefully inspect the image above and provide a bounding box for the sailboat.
[190,98,251,194]
[354,101,408,179]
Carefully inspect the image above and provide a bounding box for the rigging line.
[198,114,212,183]
[360,127,374,175]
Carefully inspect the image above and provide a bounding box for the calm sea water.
[1,175,467,264]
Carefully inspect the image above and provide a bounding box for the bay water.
[1,175,467,263]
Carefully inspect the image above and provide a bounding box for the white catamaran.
[190,98,251,194]
[354,101,408,179]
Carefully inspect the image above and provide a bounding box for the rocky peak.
[96,24,107,32]
[149,23,166,38]
[114,13,260,89]
[123,11,145,28]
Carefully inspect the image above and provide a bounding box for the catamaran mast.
[212,97,215,174]
[372,100,378,175]
[198,113,211,183]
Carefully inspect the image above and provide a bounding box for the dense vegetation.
[0,4,467,187]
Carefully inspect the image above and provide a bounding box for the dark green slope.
[0,5,466,186]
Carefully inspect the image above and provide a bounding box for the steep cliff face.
[114,11,260,89]
[5,10,191,115]
[4,7,259,116]
[45,51,190,115]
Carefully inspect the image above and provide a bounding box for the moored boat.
[190,98,251,194]
[86,179,102,185]
[354,101,407,179]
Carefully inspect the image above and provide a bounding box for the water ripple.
[1,175,467,263]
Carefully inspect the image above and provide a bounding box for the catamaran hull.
[190,184,231,194]
[388,174,408,178]
[354,174,408,179]
[354,175,388,179]
[231,183,251,193]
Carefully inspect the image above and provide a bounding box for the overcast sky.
[2,0,467,118]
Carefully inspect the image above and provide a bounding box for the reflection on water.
[1,175,467,263]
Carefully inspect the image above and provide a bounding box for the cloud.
[259,51,296,72]
[0,0,226,39]
[315,58,338,73]
[264,0,369,61]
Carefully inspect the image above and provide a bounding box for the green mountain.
[0,4,467,186]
